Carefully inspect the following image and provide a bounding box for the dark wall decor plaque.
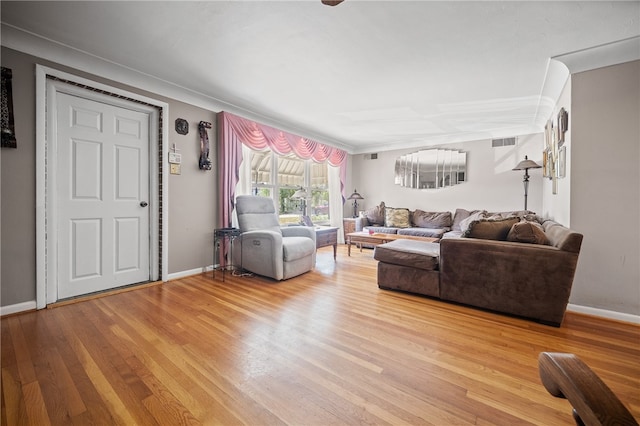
[1,67,17,148]
[175,118,189,135]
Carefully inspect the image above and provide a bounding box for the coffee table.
[346,231,438,256]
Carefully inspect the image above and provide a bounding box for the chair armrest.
[538,352,638,426]
[282,226,316,243]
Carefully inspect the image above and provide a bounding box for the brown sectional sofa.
[373,208,583,327]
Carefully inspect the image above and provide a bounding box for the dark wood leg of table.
[332,243,337,260]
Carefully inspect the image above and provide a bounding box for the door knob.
[140,201,148,207]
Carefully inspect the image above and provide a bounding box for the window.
[250,149,330,226]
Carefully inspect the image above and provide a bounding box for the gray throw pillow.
[452,208,487,232]
[412,210,453,228]
[364,201,385,226]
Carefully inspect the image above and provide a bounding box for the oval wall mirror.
[394,148,467,189]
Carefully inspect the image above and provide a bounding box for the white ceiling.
[2,1,639,153]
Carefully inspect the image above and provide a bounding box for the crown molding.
[553,36,640,74]
[0,23,353,153]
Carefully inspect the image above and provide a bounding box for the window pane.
[310,189,330,225]
[279,187,303,226]
[310,162,327,189]
[251,150,272,192]
[277,153,304,187]
[309,162,329,225]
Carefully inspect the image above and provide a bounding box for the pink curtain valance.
[217,111,347,228]
[221,111,347,166]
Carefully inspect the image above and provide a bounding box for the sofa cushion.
[385,207,411,228]
[374,239,440,271]
[458,211,488,233]
[452,209,487,232]
[397,227,446,238]
[364,201,386,226]
[463,217,519,241]
[363,226,399,234]
[412,210,453,229]
[507,221,550,245]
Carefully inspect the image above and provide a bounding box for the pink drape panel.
[218,111,347,227]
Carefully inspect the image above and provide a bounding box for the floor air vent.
[492,137,516,147]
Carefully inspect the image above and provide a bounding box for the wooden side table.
[343,218,357,242]
[315,227,338,260]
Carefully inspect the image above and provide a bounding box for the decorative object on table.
[175,118,189,135]
[321,0,344,5]
[1,67,17,148]
[291,187,308,216]
[301,215,314,227]
[347,189,364,218]
[513,155,542,211]
[198,121,212,170]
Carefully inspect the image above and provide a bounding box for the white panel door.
[57,92,150,299]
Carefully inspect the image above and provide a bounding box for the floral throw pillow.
[385,207,411,228]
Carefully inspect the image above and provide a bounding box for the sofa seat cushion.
[374,239,440,271]
[363,226,399,234]
[282,237,316,262]
[397,227,447,238]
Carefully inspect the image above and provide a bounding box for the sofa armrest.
[439,238,581,326]
[354,217,368,231]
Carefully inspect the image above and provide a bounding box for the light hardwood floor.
[2,246,639,425]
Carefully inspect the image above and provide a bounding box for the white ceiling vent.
[363,153,378,160]
[492,137,516,148]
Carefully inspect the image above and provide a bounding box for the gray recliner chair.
[234,195,316,280]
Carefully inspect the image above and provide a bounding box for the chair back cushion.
[236,195,282,234]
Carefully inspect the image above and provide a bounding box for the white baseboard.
[0,300,37,316]
[167,265,213,281]
[567,303,640,325]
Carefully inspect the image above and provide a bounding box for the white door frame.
[36,65,169,308]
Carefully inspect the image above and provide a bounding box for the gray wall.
[349,133,544,216]
[570,60,639,316]
[1,47,217,307]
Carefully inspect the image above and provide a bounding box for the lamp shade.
[513,156,542,171]
[291,188,307,199]
[347,189,364,200]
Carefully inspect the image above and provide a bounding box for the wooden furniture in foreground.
[342,218,357,241]
[538,352,638,426]
[315,226,338,260]
[346,231,438,256]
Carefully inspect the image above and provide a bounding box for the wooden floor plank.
[2,246,639,425]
